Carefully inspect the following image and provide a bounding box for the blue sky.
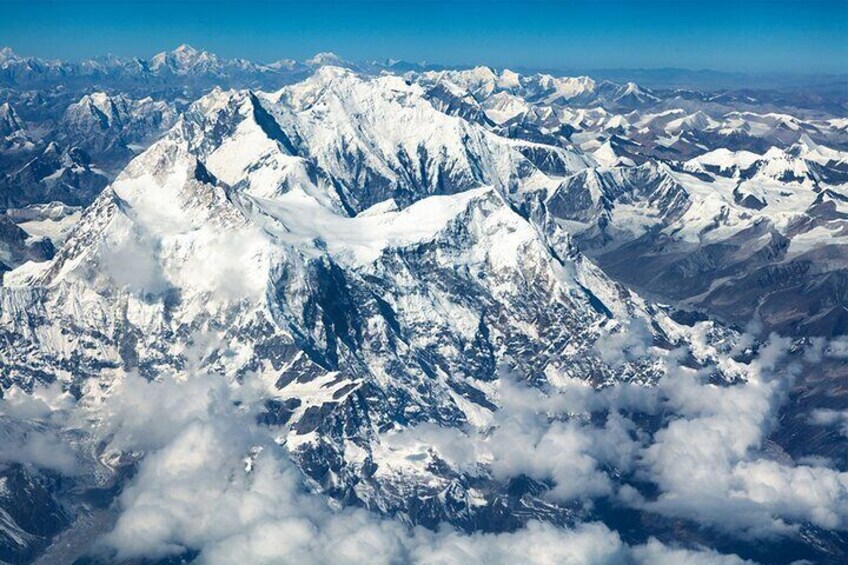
[1,1,846,73]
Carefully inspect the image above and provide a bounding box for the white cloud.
[71,369,747,564]
[593,318,653,366]
[810,408,848,437]
[0,383,78,473]
[98,222,170,296]
[385,334,848,540]
[0,423,78,474]
[630,538,752,565]
[4,333,845,563]
[635,337,848,536]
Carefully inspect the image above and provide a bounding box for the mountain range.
[1,46,847,564]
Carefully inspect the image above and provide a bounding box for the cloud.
[630,538,752,565]
[95,207,269,301]
[0,381,73,420]
[3,333,844,562]
[98,221,171,296]
[484,376,622,501]
[385,333,848,541]
[810,408,848,438]
[70,369,747,564]
[593,318,653,366]
[0,383,78,473]
[634,336,848,536]
[409,522,628,564]
[174,230,269,300]
[0,422,78,474]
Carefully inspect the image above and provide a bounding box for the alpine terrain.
[0,45,847,565]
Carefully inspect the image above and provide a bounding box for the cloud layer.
[2,332,846,563]
[385,335,848,539]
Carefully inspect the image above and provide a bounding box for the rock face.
[0,214,53,276]
[59,92,179,163]
[0,464,70,564]
[1,143,109,210]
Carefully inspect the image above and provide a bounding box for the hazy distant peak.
[174,43,199,55]
[0,46,20,63]
[306,51,353,68]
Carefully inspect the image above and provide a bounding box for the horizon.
[3,42,848,80]
[2,0,847,74]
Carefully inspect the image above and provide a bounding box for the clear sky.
[1,0,846,73]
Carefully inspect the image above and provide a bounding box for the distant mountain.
[0,44,311,92]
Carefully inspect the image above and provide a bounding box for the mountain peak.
[148,43,220,72]
[795,132,820,152]
[306,51,352,68]
[785,132,846,164]
[74,91,123,120]
[267,58,300,71]
[0,101,24,135]
[0,46,20,63]
[174,43,199,55]
[313,63,355,78]
[611,80,659,105]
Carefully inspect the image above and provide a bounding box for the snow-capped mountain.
[3,68,729,414]
[0,102,24,138]
[148,43,228,74]
[0,45,312,93]
[2,46,845,335]
[0,68,751,556]
[305,51,356,69]
[60,92,179,162]
[0,102,36,153]
[544,141,848,335]
[1,143,108,211]
[1,46,847,564]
